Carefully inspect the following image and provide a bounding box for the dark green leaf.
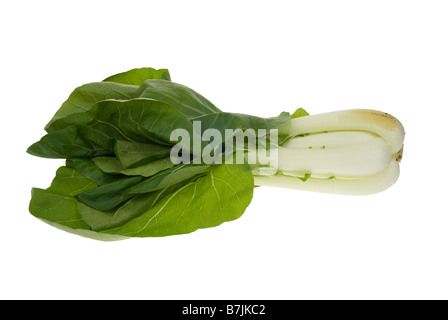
[92,156,176,177]
[67,158,120,185]
[27,125,113,159]
[91,157,124,173]
[27,67,295,240]
[103,163,254,237]
[78,177,193,232]
[126,163,210,195]
[45,82,139,132]
[194,111,291,133]
[89,98,195,146]
[76,175,145,211]
[115,140,172,168]
[121,158,175,177]
[136,79,221,119]
[77,163,209,211]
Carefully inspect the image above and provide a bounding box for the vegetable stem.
[253,109,405,195]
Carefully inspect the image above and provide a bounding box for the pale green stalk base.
[254,160,400,195]
[253,109,405,195]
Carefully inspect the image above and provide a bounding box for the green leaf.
[121,158,175,177]
[29,166,96,230]
[92,156,175,178]
[28,166,130,240]
[78,178,193,232]
[103,163,254,237]
[290,107,309,119]
[76,175,145,211]
[103,67,171,85]
[192,111,291,159]
[45,82,139,132]
[126,163,211,195]
[136,79,221,119]
[77,163,210,211]
[36,217,129,241]
[115,140,172,168]
[91,157,125,173]
[46,166,97,196]
[44,68,216,133]
[194,111,291,133]
[298,172,311,182]
[29,188,90,230]
[89,98,195,146]
[67,158,120,185]
[27,125,114,159]
[27,67,297,240]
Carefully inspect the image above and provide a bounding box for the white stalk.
[276,131,391,178]
[254,160,400,195]
[254,109,405,195]
[279,109,405,155]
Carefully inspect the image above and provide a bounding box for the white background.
[1,0,447,300]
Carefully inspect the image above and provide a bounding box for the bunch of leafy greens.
[27,67,291,240]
